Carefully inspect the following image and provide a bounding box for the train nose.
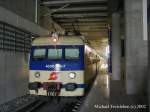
[65,83,77,91]
[28,82,41,91]
[43,82,62,91]
[48,72,58,80]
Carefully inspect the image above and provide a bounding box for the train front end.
[28,37,85,97]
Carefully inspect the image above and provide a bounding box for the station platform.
[79,74,149,112]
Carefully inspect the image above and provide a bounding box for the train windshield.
[33,48,46,59]
[48,48,62,59]
[65,48,79,59]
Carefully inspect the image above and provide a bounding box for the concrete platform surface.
[79,74,149,112]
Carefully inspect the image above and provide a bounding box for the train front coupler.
[43,82,62,97]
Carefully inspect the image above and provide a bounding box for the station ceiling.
[41,0,122,53]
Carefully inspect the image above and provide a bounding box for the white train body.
[28,36,99,96]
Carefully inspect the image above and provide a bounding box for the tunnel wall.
[0,51,29,104]
[0,0,36,22]
[125,0,148,94]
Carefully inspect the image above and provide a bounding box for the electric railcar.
[28,36,99,97]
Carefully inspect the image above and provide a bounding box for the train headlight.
[34,72,40,78]
[68,72,76,79]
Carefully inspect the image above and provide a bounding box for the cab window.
[65,48,79,59]
[48,49,62,59]
[33,48,46,59]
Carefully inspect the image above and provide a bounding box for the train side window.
[65,48,79,59]
[48,49,62,59]
[33,48,46,60]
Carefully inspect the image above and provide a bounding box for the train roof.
[32,36,84,46]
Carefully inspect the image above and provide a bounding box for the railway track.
[60,98,83,112]
[16,97,84,112]
[16,100,46,112]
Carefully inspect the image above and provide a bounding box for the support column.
[148,0,150,108]
[125,0,148,94]
[112,13,121,80]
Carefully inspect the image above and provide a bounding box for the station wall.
[0,51,29,104]
[0,0,62,105]
[0,0,36,104]
[0,20,31,105]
